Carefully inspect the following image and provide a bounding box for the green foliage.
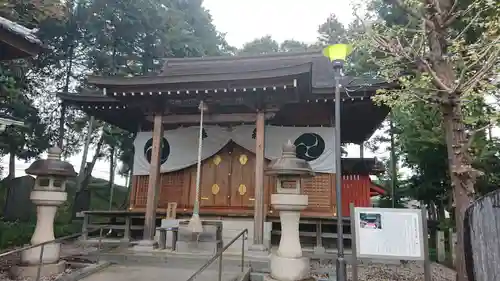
[238,35,280,55]
[0,176,127,249]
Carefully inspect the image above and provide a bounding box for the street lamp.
[322,43,353,281]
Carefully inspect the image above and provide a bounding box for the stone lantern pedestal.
[11,147,77,279]
[265,141,315,281]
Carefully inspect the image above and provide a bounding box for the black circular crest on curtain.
[294,133,325,161]
[144,137,170,164]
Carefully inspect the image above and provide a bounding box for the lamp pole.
[333,66,347,281]
[323,43,352,281]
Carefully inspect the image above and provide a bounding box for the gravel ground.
[3,244,456,281]
[0,243,94,281]
[0,268,73,281]
[311,260,456,281]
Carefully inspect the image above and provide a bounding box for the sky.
[202,0,355,48]
[4,0,385,186]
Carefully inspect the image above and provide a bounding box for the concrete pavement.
[79,265,243,281]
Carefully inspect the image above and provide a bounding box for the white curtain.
[133,126,231,175]
[231,125,335,173]
[133,125,335,175]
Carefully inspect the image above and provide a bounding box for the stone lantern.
[13,146,77,278]
[265,140,314,281]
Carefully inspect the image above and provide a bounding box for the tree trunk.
[75,116,95,192]
[81,134,105,191]
[442,103,474,281]
[108,146,115,210]
[7,152,15,179]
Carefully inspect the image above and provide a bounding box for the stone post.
[11,147,77,279]
[265,141,314,281]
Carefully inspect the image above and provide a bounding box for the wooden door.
[229,145,256,207]
[199,146,231,207]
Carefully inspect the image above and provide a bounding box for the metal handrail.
[186,228,248,281]
[0,227,105,258]
[0,226,108,281]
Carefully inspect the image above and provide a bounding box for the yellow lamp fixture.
[322,44,353,68]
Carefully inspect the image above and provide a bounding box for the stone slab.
[221,220,272,253]
[270,255,310,281]
[177,225,218,242]
[175,241,218,254]
[133,240,158,252]
[78,265,244,281]
[58,262,111,281]
[10,261,66,279]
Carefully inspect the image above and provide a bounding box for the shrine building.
[59,51,390,249]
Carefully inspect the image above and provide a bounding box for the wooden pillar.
[252,110,266,249]
[143,113,164,242]
[359,142,364,159]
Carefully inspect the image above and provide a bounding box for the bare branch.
[443,0,478,27]
[387,0,435,28]
[417,57,454,92]
[454,37,500,91]
[446,0,459,18]
[460,47,500,93]
[452,9,484,41]
[464,123,493,151]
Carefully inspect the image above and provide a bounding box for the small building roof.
[159,51,388,93]
[0,16,43,60]
[87,51,391,95]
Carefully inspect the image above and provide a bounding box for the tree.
[358,0,500,279]
[0,91,50,178]
[0,1,66,177]
[239,35,280,55]
[317,14,347,45]
[280,40,309,53]
[239,36,311,56]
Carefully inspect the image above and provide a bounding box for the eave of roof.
[87,62,312,87]
[58,90,389,143]
[0,16,44,59]
[0,16,42,46]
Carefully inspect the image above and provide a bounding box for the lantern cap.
[198,101,208,112]
[25,146,77,177]
[266,140,314,177]
[322,44,353,67]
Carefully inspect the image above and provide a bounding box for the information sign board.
[352,207,425,260]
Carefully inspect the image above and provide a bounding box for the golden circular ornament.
[211,183,220,195]
[239,154,248,165]
[238,184,247,195]
[213,155,222,166]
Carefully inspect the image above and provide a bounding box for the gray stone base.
[133,240,158,252]
[10,261,66,279]
[263,274,315,281]
[248,244,270,258]
[175,241,217,254]
[313,246,326,255]
[175,224,219,254]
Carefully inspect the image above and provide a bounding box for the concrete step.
[78,264,249,281]
[84,250,269,272]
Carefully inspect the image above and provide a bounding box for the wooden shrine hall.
[59,51,391,249]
